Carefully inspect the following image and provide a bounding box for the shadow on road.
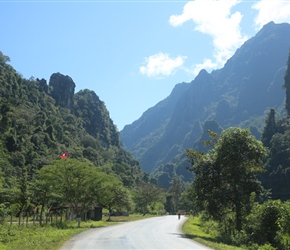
[170,232,216,243]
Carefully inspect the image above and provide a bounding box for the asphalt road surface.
[60,215,213,250]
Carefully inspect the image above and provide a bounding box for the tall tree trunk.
[40,204,44,226]
[18,212,21,226]
[26,212,29,227]
[235,202,242,231]
[108,208,112,221]
[60,208,63,223]
[77,217,81,228]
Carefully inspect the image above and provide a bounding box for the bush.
[244,200,283,248]
[258,243,277,250]
[202,219,219,235]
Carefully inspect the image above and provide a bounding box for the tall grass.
[0,223,86,250]
[182,216,244,250]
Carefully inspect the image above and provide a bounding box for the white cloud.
[252,0,290,29]
[169,0,247,75]
[139,52,186,78]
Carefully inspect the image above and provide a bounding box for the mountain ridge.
[120,21,290,177]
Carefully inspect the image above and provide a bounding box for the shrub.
[244,200,283,248]
[258,243,277,250]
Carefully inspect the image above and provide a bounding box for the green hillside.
[0,51,143,186]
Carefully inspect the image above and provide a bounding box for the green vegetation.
[179,49,290,250]
[0,214,154,250]
[187,127,267,231]
[37,159,132,227]
[182,216,243,250]
[183,126,290,249]
[0,50,170,247]
[0,51,143,187]
[183,199,290,250]
[284,49,290,117]
[0,223,87,250]
[2,40,290,250]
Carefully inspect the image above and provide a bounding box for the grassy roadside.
[0,214,155,250]
[182,216,244,250]
[1,214,245,250]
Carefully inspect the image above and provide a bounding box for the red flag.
[59,151,69,159]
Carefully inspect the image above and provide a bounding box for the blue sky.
[1,0,290,131]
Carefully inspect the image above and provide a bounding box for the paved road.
[60,215,213,250]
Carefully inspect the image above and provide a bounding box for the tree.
[29,176,61,225]
[284,49,290,116]
[0,171,20,225]
[168,177,186,214]
[133,183,165,215]
[97,175,133,221]
[261,108,276,147]
[0,168,5,221]
[38,159,102,227]
[187,128,267,231]
[261,129,290,201]
[0,51,10,64]
[178,185,195,214]
[244,200,283,248]
[16,168,31,225]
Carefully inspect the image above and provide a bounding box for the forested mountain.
[0,53,143,187]
[121,22,290,185]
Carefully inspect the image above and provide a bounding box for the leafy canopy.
[187,127,267,231]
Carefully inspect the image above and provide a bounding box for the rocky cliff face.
[121,21,290,174]
[73,89,120,148]
[49,72,75,110]
[121,82,190,158]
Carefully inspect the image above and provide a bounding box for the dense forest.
[0,51,143,186]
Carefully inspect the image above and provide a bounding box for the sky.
[2,0,290,131]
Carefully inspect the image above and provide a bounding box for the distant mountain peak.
[49,72,75,110]
[194,69,212,84]
[120,22,290,183]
